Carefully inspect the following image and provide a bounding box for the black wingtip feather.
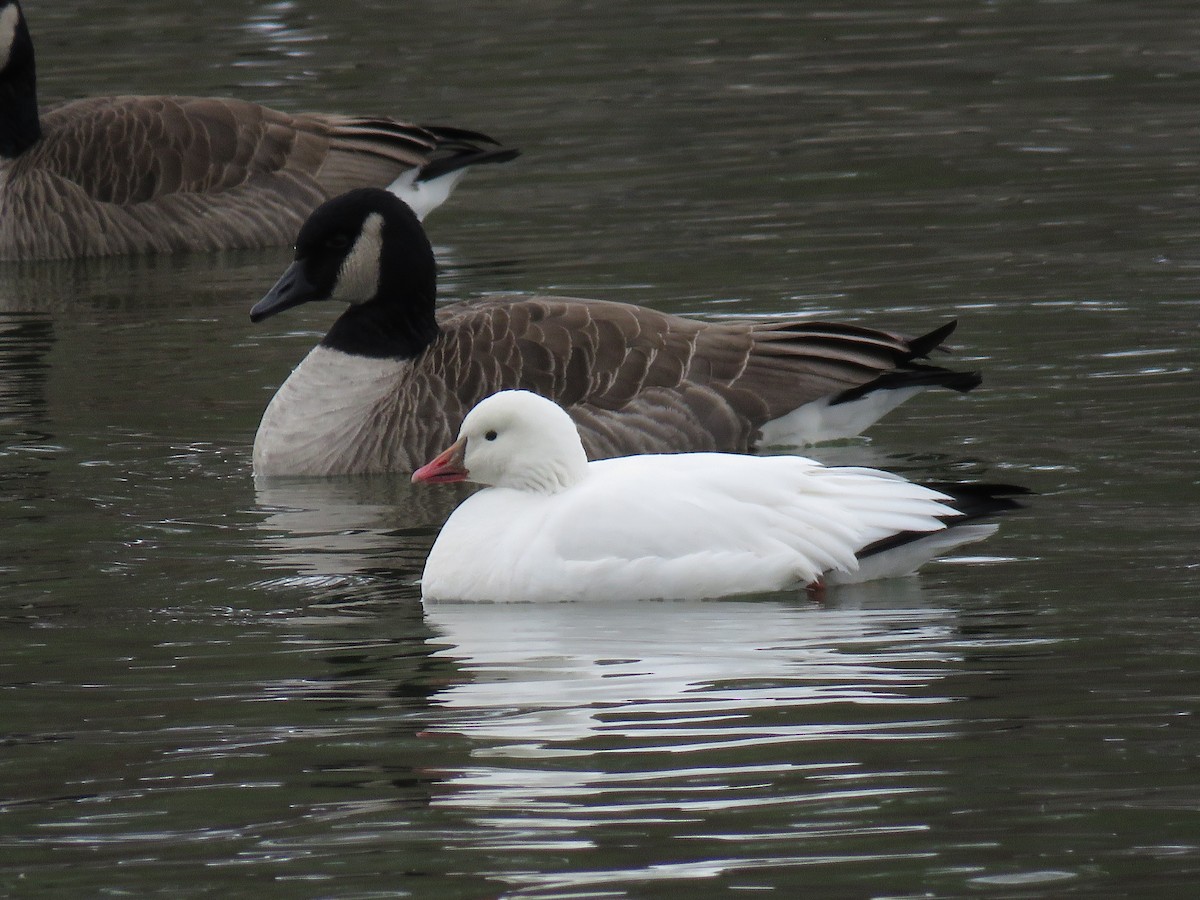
[920,482,1033,520]
[830,363,982,405]
[417,147,521,183]
[855,482,1030,560]
[420,124,506,146]
[907,320,959,358]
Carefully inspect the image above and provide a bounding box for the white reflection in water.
[251,476,459,589]
[421,588,960,823]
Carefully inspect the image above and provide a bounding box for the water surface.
[2,1,1198,896]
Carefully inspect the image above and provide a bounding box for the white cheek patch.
[0,5,21,72]
[332,212,384,305]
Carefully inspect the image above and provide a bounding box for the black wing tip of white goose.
[855,482,1030,562]
[923,482,1033,519]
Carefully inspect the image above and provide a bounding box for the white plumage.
[413,390,1010,602]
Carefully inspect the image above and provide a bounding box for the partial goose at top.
[0,0,517,260]
[249,188,984,477]
[411,390,1025,602]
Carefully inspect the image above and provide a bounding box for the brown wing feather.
[731,322,926,417]
[26,96,439,203]
[0,96,503,259]
[413,297,969,461]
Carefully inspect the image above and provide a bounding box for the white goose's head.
[413,390,589,494]
[249,188,439,358]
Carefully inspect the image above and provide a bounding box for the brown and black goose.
[250,189,984,475]
[250,189,982,477]
[0,0,516,260]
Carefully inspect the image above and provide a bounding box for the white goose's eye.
[485,430,498,441]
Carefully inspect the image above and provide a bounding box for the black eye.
[325,233,352,251]
[485,430,498,441]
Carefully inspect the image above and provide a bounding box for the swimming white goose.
[0,0,516,259]
[411,390,1023,602]
[249,188,982,477]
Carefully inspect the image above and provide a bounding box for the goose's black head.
[250,188,440,359]
[0,0,42,159]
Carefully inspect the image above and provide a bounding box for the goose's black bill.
[250,261,325,323]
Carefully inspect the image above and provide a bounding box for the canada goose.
[0,0,517,260]
[411,390,1023,602]
[250,189,983,477]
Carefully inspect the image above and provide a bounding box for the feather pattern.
[251,191,983,476]
[0,4,516,259]
[255,295,980,475]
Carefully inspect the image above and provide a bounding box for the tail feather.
[417,146,521,183]
[831,363,982,405]
[328,117,519,182]
[748,319,981,405]
[420,124,506,146]
[828,523,1000,585]
[905,320,960,358]
[857,483,1029,561]
[920,482,1032,521]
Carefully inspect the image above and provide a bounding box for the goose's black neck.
[1,4,42,159]
[321,294,440,360]
[319,204,441,360]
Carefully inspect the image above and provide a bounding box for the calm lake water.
[3,0,1199,896]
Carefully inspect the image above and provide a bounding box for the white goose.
[250,188,982,477]
[0,0,516,259]
[411,390,1024,602]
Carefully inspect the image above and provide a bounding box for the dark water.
[2,1,1198,896]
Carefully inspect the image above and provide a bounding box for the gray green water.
[2,1,1198,896]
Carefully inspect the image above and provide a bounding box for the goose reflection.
[251,474,463,589]
[417,588,965,850]
[0,251,288,314]
[422,584,958,757]
[0,313,55,509]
